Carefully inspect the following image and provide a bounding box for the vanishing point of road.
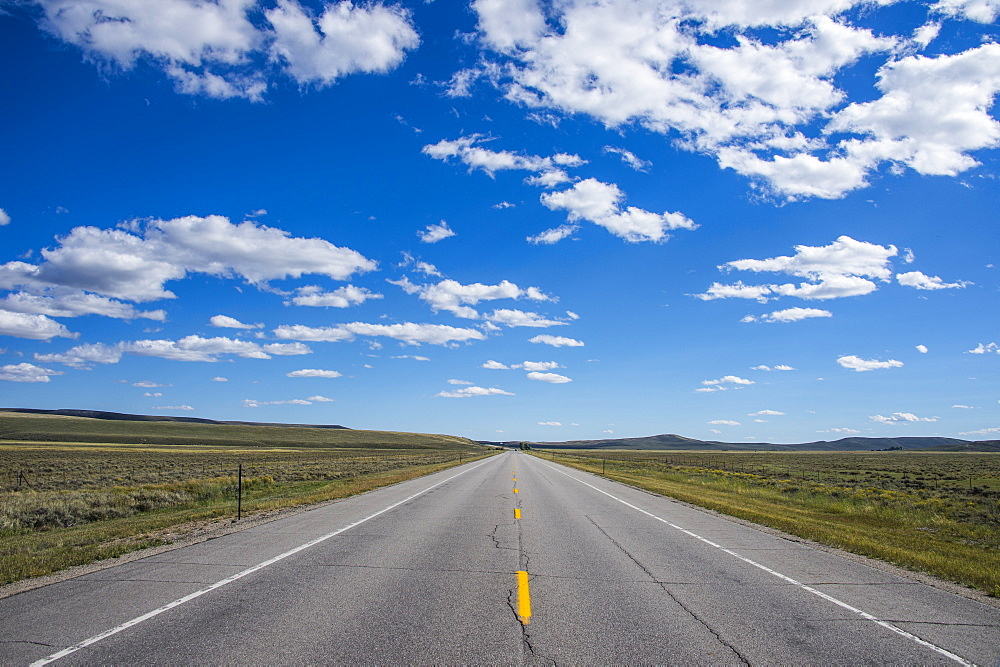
[2,451,998,665]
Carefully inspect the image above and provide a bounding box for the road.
[1,451,998,665]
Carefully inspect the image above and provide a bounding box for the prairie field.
[534,449,1000,597]
[0,412,493,586]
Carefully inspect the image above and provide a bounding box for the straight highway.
[1,451,997,665]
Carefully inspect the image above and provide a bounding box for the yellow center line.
[516,571,532,624]
[514,508,521,519]
[513,487,518,493]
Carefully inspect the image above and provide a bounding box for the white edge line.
[534,457,974,667]
[31,455,498,666]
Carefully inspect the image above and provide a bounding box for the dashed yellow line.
[513,487,519,493]
[516,570,532,624]
[514,508,521,519]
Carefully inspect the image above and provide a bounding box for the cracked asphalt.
[1,451,998,665]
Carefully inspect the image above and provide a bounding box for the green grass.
[534,449,1000,597]
[0,418,497,586]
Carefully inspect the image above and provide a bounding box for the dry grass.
[534,449,1000,597]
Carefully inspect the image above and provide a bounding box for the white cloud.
[897,271,970,290]
[0,209,9,226]
[527,371,572,383]
[210,315,263,329]
[916,344,929,354]
[604,146,651,171]
[306,395,334,402]
[37,0,419,100]
[708,419,741,426]
[391,354,430,361]
[266,0,418,86]
[752,364,796,371]
[519,361,561,372]
[486,309,567,328]
[133,380,168,388]
[155,405,195,411]
[699,236,900,305]
[538,421,562,426]
[540,178,696,243]
[287,285,382,308]
[933,0,1000,22]
[212,376,228,382]
[750,410,785,416]
[482,360,510,369]
[529,334,584,347]
[952,404,976,409]
[818,427,861,435]
[837,355,904,372]
[143,392,162,398]
[35,342,124,368]
[959,426,1000,436]
[703,375,755,386]
[0,362,63,383]
[447,378,474,385]
[967,342,999,354]
[274,321,486,346]
[436,385,515,398]
[243,395,330,407]
[0,215,375,303]
[395,277,552,320]
[287,368,343,378]
[870,412,938,424]
[0,309,77,340]
[527,225,578,245]
[422,135,584,184]
[417,221,456,243]
[1,291,166,320]
[755,307,832,323]
[474,1,998,199]
[37,336,311,366]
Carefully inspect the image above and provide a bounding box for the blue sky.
[0,0,997,443]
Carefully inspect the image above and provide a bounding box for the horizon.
[1,0,998,443]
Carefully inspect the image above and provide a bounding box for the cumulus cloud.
[0,215,375,304]
[604,146,651,171]
[708,419,741,426]
[286,285,382,308]
[527,371,571,383]
[0,309,77,340]
[287,368,343,378]
[745,307,833,323]
[967,342,999,354]
[750,410,785,416]
[916,344,929,354]
[423,134,584,184]
[36,336,311,366]
[273,321,486,346]
[540,178,696,243]
[472,1,999,199]
[417,221,456,243]
[210,314,263,329]
[527,225,578,245]
[959,426,1000,436]
[448,378,474,385]
[752,364,796,371]
[436,385,515,398]
[392,277,553,320]
[529,334,584,347]
[703,375,755,386]
[870,412,938,424]
[36,0,419,100]
[538,421,562,426]
[697,236,900,307]
[1,291,166,321]
[837,355,904,372]
[897,271,970,290]
[0,362,63,383]
[0,209,9,226]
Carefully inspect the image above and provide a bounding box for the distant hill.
[0,409,480,450]
[0,408,349,429]
[535,433,973,452]
[919,440,1000,452]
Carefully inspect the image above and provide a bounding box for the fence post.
[237,463,243,521]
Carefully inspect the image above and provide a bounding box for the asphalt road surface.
[2,451,998,665]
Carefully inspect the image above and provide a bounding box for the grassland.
[0,411,494,586]
[533,449,1000,597]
